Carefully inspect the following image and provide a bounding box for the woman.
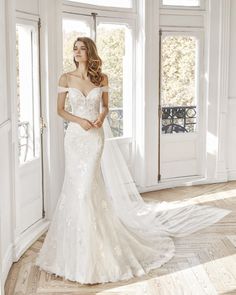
[35,36,231,285]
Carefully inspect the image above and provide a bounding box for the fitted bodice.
[58,86,109,121]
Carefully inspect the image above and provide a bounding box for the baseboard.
[1,278,4,295]
[2,218,50,292]
[228,169,236,181]
[137,175,231,194]
[1,243,13,293]
[13,219,50,261]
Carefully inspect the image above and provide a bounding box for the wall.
[227,0,236,180]
[0,0,14,292]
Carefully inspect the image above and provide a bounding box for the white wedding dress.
[35,85,231,284]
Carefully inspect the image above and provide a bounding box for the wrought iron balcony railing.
[107,108,123,137]
[18,121,30,162]
[106,106,197,136]
[58,105,197,142]
[161,105,197,134]
[63,107,124,137]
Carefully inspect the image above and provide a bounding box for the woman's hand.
[93,116,104,128]
[78,118,95,131]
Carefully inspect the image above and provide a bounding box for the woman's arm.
[57,74,82,124]
[93,74,109,128]
[99,74,109,121]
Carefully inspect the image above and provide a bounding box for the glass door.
[62,14,93,131]
[62,13,134,139]
[159,30,203,180]
[16,18,44,232]
[97,20,133,138]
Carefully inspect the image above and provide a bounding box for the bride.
[35,36,231,285]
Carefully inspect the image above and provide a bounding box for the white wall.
[15,0,38,14]
[0,0,14,293]
[227,0,236,180]
[0,122,12,295]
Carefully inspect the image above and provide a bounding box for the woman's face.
[73,41,88,63]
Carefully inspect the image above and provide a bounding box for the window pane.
[97,23,133,138]
[66,0,132,8]
[16,24,41,164]
[162,0,200,6]
[63,19,91,72]
[62,18,91,131]
[161,35,197,134]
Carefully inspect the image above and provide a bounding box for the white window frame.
[159,0,206,142]
[63,0,137,14]
[16,20,41,165]
[61,2,137,175]
[160,0,205,10]
[160,29,204,136]
[61,3,136,142]
[96,17,135,140]
[156,0,207,182]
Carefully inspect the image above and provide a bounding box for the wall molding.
[12,219,49,261]
[137,175,230,194]
[218,0,231,113]
[0,119,11,133]
[2,219,49,291]
[205,0,231,181]
[228,169,236,181]
[216,0,231,180]
[1,243,13,291]
[228,96,236,101]
[134,0,159,187]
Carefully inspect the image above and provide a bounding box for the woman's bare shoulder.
[59,71,76,79]
[58,73,69,87]
[101,73,109,86]
[65,70,78,76]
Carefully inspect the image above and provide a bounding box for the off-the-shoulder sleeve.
[58,86,69,93]
[101,86,110,93]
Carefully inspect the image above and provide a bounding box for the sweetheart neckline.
[69,87,102,98]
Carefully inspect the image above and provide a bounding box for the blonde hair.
[73,36,104,86]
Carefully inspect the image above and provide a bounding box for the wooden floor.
[5,181,236,295]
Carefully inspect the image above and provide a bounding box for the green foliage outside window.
[161,36,196,107]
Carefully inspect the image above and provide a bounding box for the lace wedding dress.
[35,85,231,284]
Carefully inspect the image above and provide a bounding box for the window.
[65,0,133,8]
[16,23,41,164]
[62,17,92,130]
[160,34,199,134]
[63,18,91,72]
[97,23,133,137]
[62,15,134,138]
[162,0,200,7]
[159,0,204,134]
